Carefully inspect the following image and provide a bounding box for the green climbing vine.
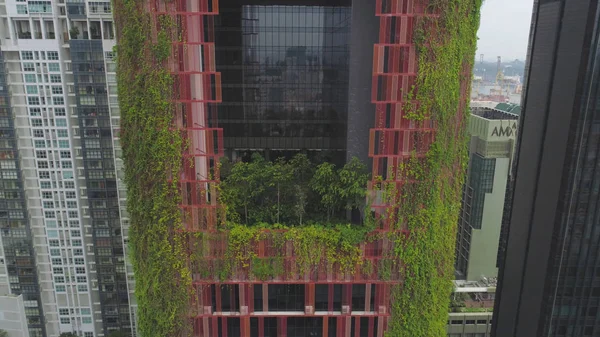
[188,222,376,282]
[114,0,189,336]
[386,0,483,336]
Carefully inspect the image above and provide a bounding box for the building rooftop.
[495,102,522,115]
[472,106,519,121]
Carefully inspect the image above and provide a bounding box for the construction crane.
[496,56,504,85]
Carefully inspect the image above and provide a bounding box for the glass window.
[24,74,36,83]
[268,284,304,311]
[28,1,52,13]
[48,63,60,72]
[52,86,63,95]
[21,51,34,60]
[26,85,38,94]
[52,97,64,105]
[27,97,40,105]
[16,5,28,14]
[2,171,17,179]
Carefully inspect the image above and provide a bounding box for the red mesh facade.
[148,0,447,335]
[370,0,439,231]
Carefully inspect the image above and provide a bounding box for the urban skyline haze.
[476,0,533,61]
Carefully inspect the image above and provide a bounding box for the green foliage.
[385,0,483,336]
[0,330,9,337]
[311,162,339,221]
[220,154,368,225]
[114,1,189,336]
[212,223,373,280]
[69,26,79,39]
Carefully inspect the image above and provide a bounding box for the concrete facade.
[455,107,518,281]
[447,312,493,337]
[0,294,30,337]
[0,0,134,335]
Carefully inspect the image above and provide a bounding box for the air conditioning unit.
[378,305,386,314]
[341,305,350,314]
[240,306,248,315]
[305,306,314,315]
[203,306,212,315]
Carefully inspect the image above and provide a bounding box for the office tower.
[455,106,518,281]
[114,0,482,336]
[493,0,600,336]
[0,1,132,336]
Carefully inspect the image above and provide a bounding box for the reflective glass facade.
[493,1,600,336]
[0,50,46,337]
[215,1,351,163]
[71,40,131,334]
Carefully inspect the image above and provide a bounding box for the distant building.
[447,280,495,337]
[447,312,493,337]
[494,102,521,115]
[455,106,518,281]
[0,294,30,337]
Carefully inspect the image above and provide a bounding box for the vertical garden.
[113,0,191,335]
[385,0,483,336]
[113,0,482,336]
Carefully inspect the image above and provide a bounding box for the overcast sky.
[476,0,534,62]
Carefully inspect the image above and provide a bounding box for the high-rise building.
[455,106,518,281]
[0,1,132,336]
[493,0,600,336]
[0,293,30,336]
[114,0,482,336]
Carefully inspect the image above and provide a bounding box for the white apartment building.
[0,0,135,336]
